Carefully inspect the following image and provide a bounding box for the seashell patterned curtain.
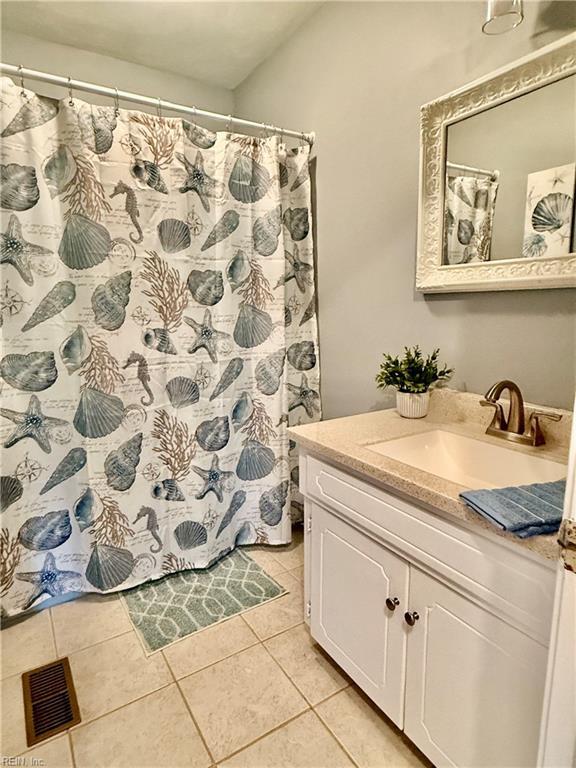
[444,175,499,265]
[0,76,320,618]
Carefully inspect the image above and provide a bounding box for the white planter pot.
[396,391,430,419]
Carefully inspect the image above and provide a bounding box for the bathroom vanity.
[289,391,570,768]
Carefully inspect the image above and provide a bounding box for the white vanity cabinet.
[404,569,548,767]
[309,503,409,726]
[301,453,556,768]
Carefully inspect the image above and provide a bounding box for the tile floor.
[1,531,429,768]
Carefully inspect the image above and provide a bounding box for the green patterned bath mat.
[122,550,287,652]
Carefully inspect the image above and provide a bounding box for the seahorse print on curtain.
[0,76,320,618]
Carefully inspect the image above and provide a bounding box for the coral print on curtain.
[0,76,320,618]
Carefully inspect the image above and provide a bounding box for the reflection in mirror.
[443,74,575,266]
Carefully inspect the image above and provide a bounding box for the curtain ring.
[17,64,27,98]
[260,123,271,140]
[67,77,74,107]
[114,87,120,117]
[226,114,233,133]
[156,97,162,118]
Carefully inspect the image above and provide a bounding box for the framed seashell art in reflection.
[417,32,576,292]
[523,164,575,260]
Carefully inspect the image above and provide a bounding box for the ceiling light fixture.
[483,0,524,34]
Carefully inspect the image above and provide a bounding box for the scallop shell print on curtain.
[0,76,320,617]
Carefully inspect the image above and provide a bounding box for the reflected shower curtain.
[444,175,499,264]
[0,76,320,618]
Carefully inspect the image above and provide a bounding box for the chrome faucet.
[480,379,561,447]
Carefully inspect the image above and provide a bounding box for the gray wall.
[236,1,576,416]
[1,30,234,118]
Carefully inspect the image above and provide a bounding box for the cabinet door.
[310,502,409,726]
[404,568,549,768]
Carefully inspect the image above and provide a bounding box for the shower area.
[0,67,320,620]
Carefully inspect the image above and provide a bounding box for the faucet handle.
[527,411,562,447]
[530,410,562,423]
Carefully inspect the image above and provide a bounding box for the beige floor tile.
[288,565,304,583]
[1,609,56,680]
[1,674,28,756]
[163,615,258,678]
[19,735,73,766]
[272,569,303,591]
[265,624,348,705]
[0,675,72,768]
[69,631,172,722]
[52,594,132,655]
[242,572,304,640]
[0,675,65,758]
[72,684,210,768]
[179,643,308,761]
[245,548,287,577]
[316,687,429,768]
[269,529,304,571]
[220,710,354,768]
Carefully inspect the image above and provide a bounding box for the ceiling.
[1,1,321,89]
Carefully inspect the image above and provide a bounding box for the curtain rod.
[0,62,315,145]
[446,161,499,181]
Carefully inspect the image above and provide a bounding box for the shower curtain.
[444,175,499,264]
[0,76,320,618]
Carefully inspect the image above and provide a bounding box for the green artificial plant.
[375,346,453,394]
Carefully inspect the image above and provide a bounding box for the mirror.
[417,33,576,292]
[444,75,575,265]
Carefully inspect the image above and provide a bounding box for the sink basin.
[367,429,566,489]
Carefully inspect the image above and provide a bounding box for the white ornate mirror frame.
[416,32,576,293]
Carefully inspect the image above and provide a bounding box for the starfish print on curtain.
[276,244,314,293]
[288,374,322,418]
[184,309,231,362]
[193,455,236,503]
[177,151,222,212]
[1,214,52,285]
[1,395,69,452]
[16,552,83,610]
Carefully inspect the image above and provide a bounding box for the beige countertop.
[288,390,571,562]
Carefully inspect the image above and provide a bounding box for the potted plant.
[375,346,453,418]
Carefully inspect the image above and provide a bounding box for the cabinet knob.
[404,611,420,626]
[385,597,400,611]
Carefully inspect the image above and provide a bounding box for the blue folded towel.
[460,480,565,538]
